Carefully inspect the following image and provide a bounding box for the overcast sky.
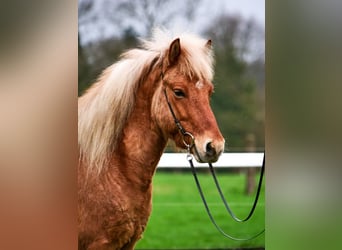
[162,0,265,37]
[222,0,264,24]
[79,0,264,45]
[195,0,264,28]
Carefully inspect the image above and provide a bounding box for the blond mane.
[78,29,214,174]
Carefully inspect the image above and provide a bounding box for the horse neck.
[109,71,167,191]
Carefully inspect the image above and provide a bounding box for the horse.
[78,29,225,250]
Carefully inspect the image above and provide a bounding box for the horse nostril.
[205,142,216,157]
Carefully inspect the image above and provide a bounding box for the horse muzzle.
[192,138,225,163]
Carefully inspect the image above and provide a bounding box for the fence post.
[245,134,256,195]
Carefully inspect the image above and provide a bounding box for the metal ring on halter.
[182,131,195,149]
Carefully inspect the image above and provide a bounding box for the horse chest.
[106,189,152,248]
[79,181,152,249]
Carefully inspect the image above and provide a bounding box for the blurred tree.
[78,33,92,96]
[78,29,139,95]
[78,0,94,95]
[79,0,200,40]
[104,0,199,37]
[78,0,201,95]
[204,14,265,150]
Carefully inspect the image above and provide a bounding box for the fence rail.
[157,152,264,168]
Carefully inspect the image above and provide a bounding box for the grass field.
[136,169,265,249]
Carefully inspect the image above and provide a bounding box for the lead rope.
[186,147,265,241]
[208,154,265,222]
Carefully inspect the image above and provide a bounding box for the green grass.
[136,170,265,249]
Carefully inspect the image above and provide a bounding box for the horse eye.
[173,89,185,98]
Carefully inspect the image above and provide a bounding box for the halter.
[163,87,195,150]
[161,68,265,241]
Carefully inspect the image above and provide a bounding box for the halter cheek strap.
[163,88,186,135]
[163,88,195,150]
[161,64,195,150]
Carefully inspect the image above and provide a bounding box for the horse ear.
[168,38,181,65]
[205,39,212,50]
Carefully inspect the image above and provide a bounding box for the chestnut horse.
[78,30,225,250]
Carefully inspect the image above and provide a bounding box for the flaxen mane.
[78,29,214,175]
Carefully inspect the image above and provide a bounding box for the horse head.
[152,37,225,163]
